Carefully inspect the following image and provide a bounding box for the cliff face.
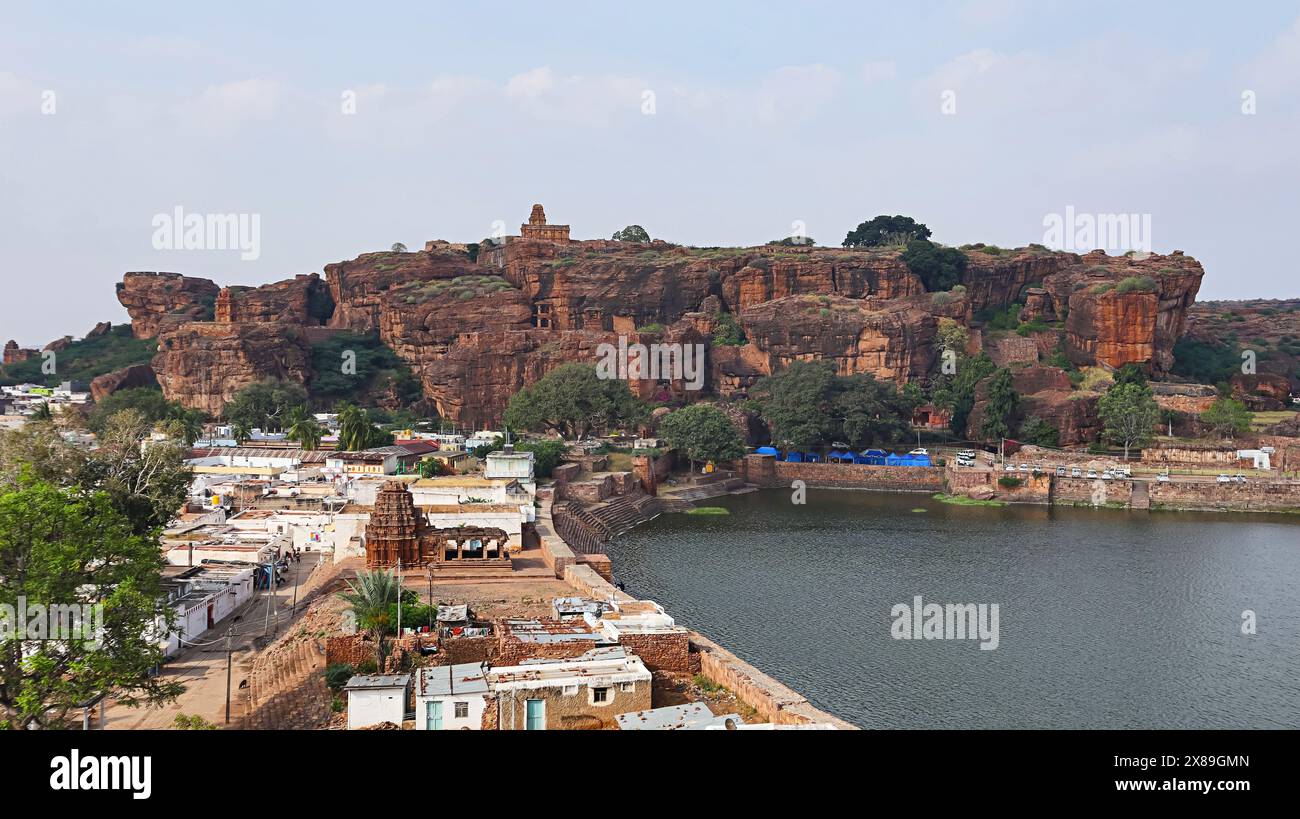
[115,231,1208,423]
[1041,250,1204,373]
[215,274,331,325]
[117,272,220,339]
[152,322,314,416]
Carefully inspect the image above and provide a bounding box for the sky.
[1,0,1298,345]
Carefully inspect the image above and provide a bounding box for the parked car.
[1071,467,1082,478]
[1056,466,1066,477]
[909,448,929,456]
[1216,474,1232,483]
[1234,474,1247,484]
[1101,470,1115,480]
[1157,472,1170,483]
[1019,463,1029,472]
[958,449,977,459]
[1005,463,1017,472]
[1086,470,1098,479]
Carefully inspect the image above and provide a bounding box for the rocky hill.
[109,214,1215,425]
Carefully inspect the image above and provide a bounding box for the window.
[562,685,579,696]
[454,702,468,719]
[592,687,609,703]
[619,682,634,693]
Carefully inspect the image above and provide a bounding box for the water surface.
[606,490,1300,728]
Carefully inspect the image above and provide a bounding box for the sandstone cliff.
[152,322,314,416]
[117,272,220,339]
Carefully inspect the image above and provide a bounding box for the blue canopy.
[885,453,905,466]
[805,453,821,463]
[785,451,805,463]
[828,450,851,462]
[755,446,780,456]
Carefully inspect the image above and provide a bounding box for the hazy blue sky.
[2,1,1298,345]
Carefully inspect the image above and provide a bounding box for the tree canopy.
[222,379,310,431]
[980,368,1020,441]
[611,225,651,243]
[502,363,647,439]
[657,405,745,469]
[749,360,918,449]
[842,215,932,248]
[1200,397,1252,439]
[1098,381,1160,458]
[900,239,967,292]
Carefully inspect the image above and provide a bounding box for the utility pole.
[224,623,236,725]
[396,557,402,640]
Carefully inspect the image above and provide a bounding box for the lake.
[605,489,1300,729]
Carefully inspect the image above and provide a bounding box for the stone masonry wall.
[741,455,944,492]
[617,631,697,674]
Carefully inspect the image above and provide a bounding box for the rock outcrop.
[152,322,314,416]
[117,273,220,339]
[110,207,1209,424]
[90,363,158,401]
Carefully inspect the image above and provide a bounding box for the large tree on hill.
[611,225,651,243]
[832,373,918,447]
[336,404,394,451]
[980,368,1020,441]
[502,363,647,439]
[0,476,184,728]
[930,351,996,436]
[1200,397,1252,440]
[658,405,746,471]
[749,360,839,449]
[1098,382,1160,459]
[900,239,966,291]
[842,215,932,248]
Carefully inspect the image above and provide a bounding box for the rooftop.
[344,674,411,691]
[418,663,489,697]
[615,703,743,731]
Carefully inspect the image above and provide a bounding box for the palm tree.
[230,420,252,445]
[289,414,323,451]
[29,402,53,423]
[338,569,400,671]
[167,407,205,446]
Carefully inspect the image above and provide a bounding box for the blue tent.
[912,454,932,467]
[860,449,887,465]
[805,453,821,463]
[885,452,905,466]
[851,452,872,464]
[828,450,851,463]
[755,446,780,457]
[785,451,805,463]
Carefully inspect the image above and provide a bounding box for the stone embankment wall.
[1148,480,1300,512]
[741,454,944,492]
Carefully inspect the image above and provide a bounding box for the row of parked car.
[1001,462,1135,480]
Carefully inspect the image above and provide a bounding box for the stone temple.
[363,481,511,575]
[519,204,570,244]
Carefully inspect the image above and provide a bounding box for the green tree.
[502,363,646,439]
[657,405,745,471]
[337,569,400,672]
[842,215,932,248]
[222,380,310,432]
[0,477,184,728]
[1098,382,1160,459]
[611,225,651,243]
[86,387,174,434]
[749,360,838,449]
[335,404,393,451]
[1200,397,1252,440]
[1018,415,1060,448]
[391,242,407,252]
[980,368,1020,441]
[900,239,967,292]
[712,312,747,346]
[286,405,323,450]
[1112,363,1149,389]
[767,236,816,247]
[931,352,996,436]
[832,374,917,447]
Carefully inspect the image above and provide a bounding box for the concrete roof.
[615,703,743,731]
[344,674,410,690]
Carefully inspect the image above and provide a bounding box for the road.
[104,553,322,730]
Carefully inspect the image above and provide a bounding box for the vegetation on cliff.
[308,332,421,409]
[749,360,918,449]
[658,404,746,470]
[0,325,155,387]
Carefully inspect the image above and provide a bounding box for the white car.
[1234,474,1247,484]
[1157,473,1170,483]
[1101,470,1115,480]
[1071,467,1082,478]
[1005,463,1017,472]
[1087,470,1098,479]
[1216,474,1232,483]
[909,448,929,456]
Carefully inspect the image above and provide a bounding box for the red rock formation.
[325,249,478,333]
[117,272,221,339]
[965,366,1101,445]
[152,322,314,416]
[215,274,330,325]
[90,364,158,401]
[3,340,36,364]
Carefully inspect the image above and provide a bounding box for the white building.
[158,565,256,657]
[1237,449,1272,470]
[485,447,536,495]
[415,663,489,730]
[344,675,411,729]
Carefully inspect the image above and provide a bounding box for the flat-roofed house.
[414,663,489,730]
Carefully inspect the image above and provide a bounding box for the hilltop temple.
[519,203,570,243]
